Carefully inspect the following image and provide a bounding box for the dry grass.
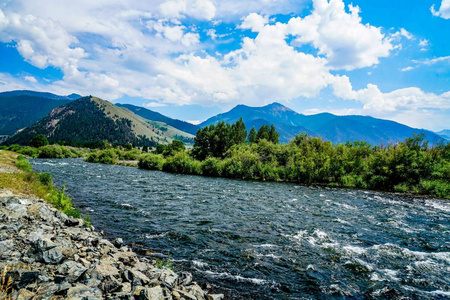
[0,266,13,300]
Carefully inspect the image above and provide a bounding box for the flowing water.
[31,159,450,299]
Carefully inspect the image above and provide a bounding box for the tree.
[231,117,247,145]
[29,134,49,148]
[248,127,257,143]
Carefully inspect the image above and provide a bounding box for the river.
[31,158,450,299]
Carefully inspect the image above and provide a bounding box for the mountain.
[0,90,83,136]
[117,103,199,135]
[437,129,450,140]
[4,96,194,147]
[0,90,82,100]
[200,102,445,145]
[0,95,72,136]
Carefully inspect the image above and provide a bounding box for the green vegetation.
[29,134,49,147]
[85,148,142,164]
[136,120,449,199]
[0,151,83,218]
[1,143,83,159]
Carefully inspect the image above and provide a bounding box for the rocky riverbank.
[0,188,224,300]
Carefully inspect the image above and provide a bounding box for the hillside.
[437,129,450,140]
[117,103,199,135]
[4,96,194,147]
[200,103,445,145]
[0,95,72,136]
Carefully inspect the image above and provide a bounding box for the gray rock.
[136,285,164,300]
[189,284,206,300]
[57,260,87,282]
[130,269,151,285]
[0,240,14,257]
[7,203,28,219]
[173,289,196,300]
[179,271,193,286]
[93,263,120,279]
[34,238,63,264]
[27,203,56,223]
[113,237,124,248]
[65,216,83,227]
[207,294,225,300]
[160,269,178,288]
[66,284,102,300]
[100,275,122,293]
[6,269,40,288]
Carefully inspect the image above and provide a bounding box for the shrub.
[163,152,201,175]
[138,154,165,170]
[29,134,49,148]
[38,172,53,186]
[15,156,32,172]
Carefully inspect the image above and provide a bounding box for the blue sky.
[0,0,448,130]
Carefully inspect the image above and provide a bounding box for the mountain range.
[200,102,445,145]
[0,90,447,146]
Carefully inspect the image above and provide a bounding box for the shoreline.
[0,188,224,300]
[0,150,224,300]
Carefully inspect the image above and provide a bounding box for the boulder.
[34,238,63,264]
[135,285,164,300]
[160,269,178,288]
[57,260,87,282]
[207,294,225,300]
[66,284,102,300]
[93,263,120,279]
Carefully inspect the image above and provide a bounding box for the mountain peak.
[264,102,294,112]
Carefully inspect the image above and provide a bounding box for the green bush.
[15,156,32,172]
[201,157,223,177]
[138,153,165,170]
[16,146,40,158]
[38,172,53,186]
[29,134,49,148]
[38,145,77,159]
[163,152,201,175]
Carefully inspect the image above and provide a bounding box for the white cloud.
[24,75,37,82]
[143,102,167,108]
[391,28,414,40]
[413,56,450,66]
[158,0,216,21]
[287,0,394,70]
[400,66,414,72]
[419,39,429,51]
[240,13,268,32]
[431,0,450,19]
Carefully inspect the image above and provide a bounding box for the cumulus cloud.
[24,75,37,82]
[158,0,216,20]
[286,0,393,70]
[431,0,450,19]
[419,39,429,51]
[240,13,268,32]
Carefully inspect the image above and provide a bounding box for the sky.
[0,0,449,131]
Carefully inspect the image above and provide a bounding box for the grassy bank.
[0,150,87,222]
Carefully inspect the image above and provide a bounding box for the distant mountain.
[200,102,445,145]
[4,96,194,146]
[437,129,450,140]
[117,103,199,135]
[0,90,82,100]
[0,95,72,135]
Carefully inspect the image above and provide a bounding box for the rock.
[173,289,197,300]
[207,294,225,300]
[35,282,59,299]
[189,284,206,300]
[0,240,14,257]
[34,238,64,264]
[93,263,120,279]
[66,284,102,299]
[57,260,87,282]
[65,216,83,227]
[17,288,35,300]
[7,203,28,219]
[130,269,151,285]
[179,271,193,286]
[6,269,40,288]
[114,237,124,248]
[160,269,178,288]
[135,285,164,300]
[100,275,122,293]
[172,290,181,300]
[27,203,56,223]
